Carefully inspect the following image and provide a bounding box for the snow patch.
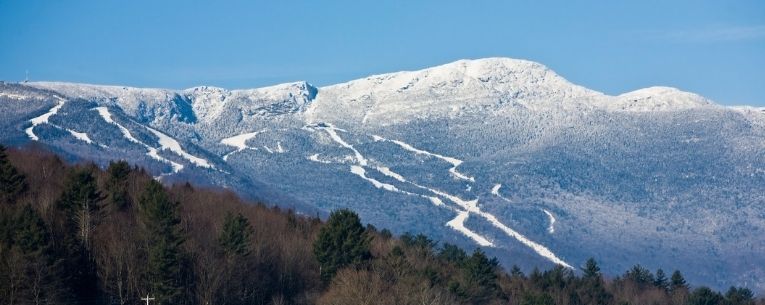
[145,127,214,169]
[26,96,66,141]
[542,209,556,234]
[446,211,494,247]
[67,129,93,144]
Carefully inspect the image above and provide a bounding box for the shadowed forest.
[0,144,761,305]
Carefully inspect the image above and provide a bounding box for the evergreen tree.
[0,144,26,204]
[688,287,724,305]
[12,205,70,304]
[510,265,525,278]
[139,180,185,305]
[725,287,754,305]
[582,257,601,279]
[463,249,498,288]
[670,270,688,291]
[57,168,103,250]
[219,212,253,257]
[521,291,555,305]
[438,243,467,264]
[654,268,669,291]
[624,264,654,285]
[105,160,131,210]
[313,209,371,281]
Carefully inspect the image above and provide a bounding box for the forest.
[0,144,761,305]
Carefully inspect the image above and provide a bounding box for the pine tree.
[313,209,371,281]
[463,248,498,288]
[654,268,669,291]
[219,212,253,257]
[139,180,185,305]
[582,257,601,279]
[625,264,654,285]
[105,160,131,210]
[12,205,70,304]
[688,287,723,305]
[0,144,26,204]
[57,168,103,250]
[725,286,754,305]
[670,270,688,291]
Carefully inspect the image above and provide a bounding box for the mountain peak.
[609,86,714,112]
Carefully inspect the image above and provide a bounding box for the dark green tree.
[313,209,371,281]
[463,249,498,288]
[57,168,103,250]
[688,287,724,305]
[624,264,654,285]
[724,286,754,305]
[670,270,688,291]
[582,257,601,279]
[105,160,131,210]
[219,212,253,257]
[654,268,669,291]
[0,144,26,204]
[139,180,185,305]
[438,243,467,264]
[520,291,555,305]
[11,205,70,304]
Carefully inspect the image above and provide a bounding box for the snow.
[93,107,141,143]
[145,127,213,169]
[307,153,332,164]
[446,211,494,247]
[377,137,475,182]
[26,96,66,141]
[93,107,184,174]
[67,129,93,144]
[542,209,556,234]
[608,86,713,112]
[350,165,402,192]
[220,130,265,160]
[376,166,407,182]
[315,123,368,166]
[491,184,501,195]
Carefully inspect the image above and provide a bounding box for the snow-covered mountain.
[1,57,763,291]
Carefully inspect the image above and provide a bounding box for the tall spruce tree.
[57,168,103,250]
[313,209,371,281]
[139,180,185,305]
[105,160,131,210]
[219,212,253,257]
[670,270,688,291]
[654,268,669,291]
[582,258,601,279]
[0,144,26,204]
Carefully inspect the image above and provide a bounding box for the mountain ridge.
[2,57,763,291]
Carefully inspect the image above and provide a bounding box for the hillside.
[0,145,762,305]
[0,57,763,290]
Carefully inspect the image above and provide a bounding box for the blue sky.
[1,0,763,105]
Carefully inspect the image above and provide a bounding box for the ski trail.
[145,126,214,169]
[374,135,475,182]
[491,183,513,203]
[491,184,501,195]
[26,96,66,141]
[351,166,409,193]
[220,130,265,160]
[66,129,93,144]
[93,107,184,173]
[542,209,556,234]
[447,211,494,246]
[307,154,332,164]
[317,123,368,166]
[308,124,495,249]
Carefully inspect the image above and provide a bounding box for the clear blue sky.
[1,0,763,105]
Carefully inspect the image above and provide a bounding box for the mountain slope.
[1,57,763,291]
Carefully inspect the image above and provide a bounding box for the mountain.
[1,57,763,291]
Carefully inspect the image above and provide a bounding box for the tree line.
[0,144,761,305]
